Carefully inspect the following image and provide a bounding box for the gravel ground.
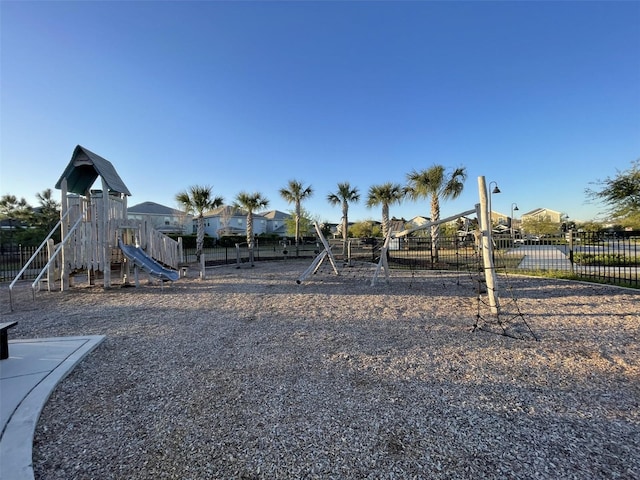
[3,259,639,479]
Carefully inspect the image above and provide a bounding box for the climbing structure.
[54,145,131,289]
[52,145,182,289]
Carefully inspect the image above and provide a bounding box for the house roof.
[55,145,131,196]
[389,219,406,232]
[205,205,247,218]
[521,207,562,217]
[128,201,186,216]
[409,215,431,225]
[260,210,290,220]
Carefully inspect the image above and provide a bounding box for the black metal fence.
[507,230,639,288]
[3,232,638,288]
[385,231,639,289]
[0,245,50,283]
[188,241,324,267]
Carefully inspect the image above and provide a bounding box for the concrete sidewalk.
[0,335,105,480]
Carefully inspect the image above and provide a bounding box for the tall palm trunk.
[295,203,301,256]
[381,204,390,239]
[196,215,205,261]
[431,197,441,262]
[246,211,254,247]
[342,202,348,258]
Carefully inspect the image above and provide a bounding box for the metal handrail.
[30,215,85,293]
[8,209,70,293]
[8,211,82,311]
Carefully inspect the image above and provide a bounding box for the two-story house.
[260,210,289,236]
[198,206,289,239]
[127,201,191,235]
[520,208,563,224]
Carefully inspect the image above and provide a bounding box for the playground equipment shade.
[118,240,180,282]
[55,145,131,196]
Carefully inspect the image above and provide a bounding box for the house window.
[238,219,242,225]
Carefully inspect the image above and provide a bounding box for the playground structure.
[377,176,500,314]
[118,239,180,284]
[296,222,341,284]
[9,145,182,309]
[299,176,501,315]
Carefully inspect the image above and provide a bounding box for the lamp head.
[492,186,501,194]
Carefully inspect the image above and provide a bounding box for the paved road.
[503,245,638,285]
[506,245,572,270]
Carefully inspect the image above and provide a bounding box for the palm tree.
[405,165,467,261]
[234,191,269,248]
[327,182,360,258]
[279,179,313,256]
[175,185,223,262]
[366,182,404,240]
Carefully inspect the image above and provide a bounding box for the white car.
[514,235,539,245]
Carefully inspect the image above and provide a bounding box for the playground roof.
[55,145,131,196]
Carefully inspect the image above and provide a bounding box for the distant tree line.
[0,189,61,249]
[3,159,637,253]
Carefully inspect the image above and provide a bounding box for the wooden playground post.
[102,177,111,288]
[60,178,70,292]
[478,176,500,314]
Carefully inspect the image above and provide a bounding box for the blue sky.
[1,0,639,225]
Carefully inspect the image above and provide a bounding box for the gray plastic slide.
[118,240,180,282]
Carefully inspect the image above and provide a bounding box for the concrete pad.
[0,336,105,480]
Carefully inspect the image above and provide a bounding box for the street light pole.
[511,203,519,239]
[488,181,500,231]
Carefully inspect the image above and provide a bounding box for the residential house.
[199,206,247,238]
[260,210,290,236]
[515,207,565,236]
[490,211,512,233]
[408,215,431,228]
[520,208,563,224]
[198,206,285,239]
[127,201,191,235]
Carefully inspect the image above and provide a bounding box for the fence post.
[568,230,574,273]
